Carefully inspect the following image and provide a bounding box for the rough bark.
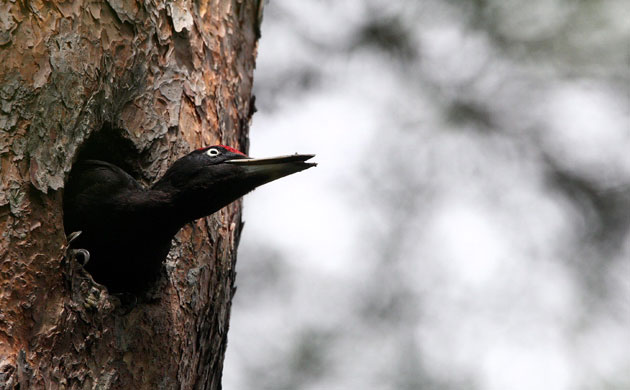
[0,0,261,388]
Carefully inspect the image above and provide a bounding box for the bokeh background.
[224,1,630,389]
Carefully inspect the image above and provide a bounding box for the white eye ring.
[206,148,221,157]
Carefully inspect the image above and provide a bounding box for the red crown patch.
[197,145,246,155]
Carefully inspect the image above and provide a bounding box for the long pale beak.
[225,154,316,165]
[225,153,317,181]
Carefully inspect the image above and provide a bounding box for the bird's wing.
[63,160,144,234]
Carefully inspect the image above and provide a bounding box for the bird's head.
[153,145,316,222]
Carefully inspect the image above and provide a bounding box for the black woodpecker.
[63,145,316,293]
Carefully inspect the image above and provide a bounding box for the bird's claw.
[65,231,90,266]
[66,230,83,245]
[70,248,90,266]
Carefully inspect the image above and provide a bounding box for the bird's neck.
[148,183,227,233]
[127,189,187,238]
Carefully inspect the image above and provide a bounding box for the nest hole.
[63,123,160,296]
[72,122,141,177]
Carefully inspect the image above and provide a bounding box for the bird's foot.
[66,230,82,245]
[63,231,101,302]
[65,231,91,266]
[69,248,90,266]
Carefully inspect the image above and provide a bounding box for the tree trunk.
[0,0,261,388]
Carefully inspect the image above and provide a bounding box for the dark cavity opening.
[63,123,161,296]
[72,122,141,177]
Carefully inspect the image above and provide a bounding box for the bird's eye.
[206,148,220,157]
